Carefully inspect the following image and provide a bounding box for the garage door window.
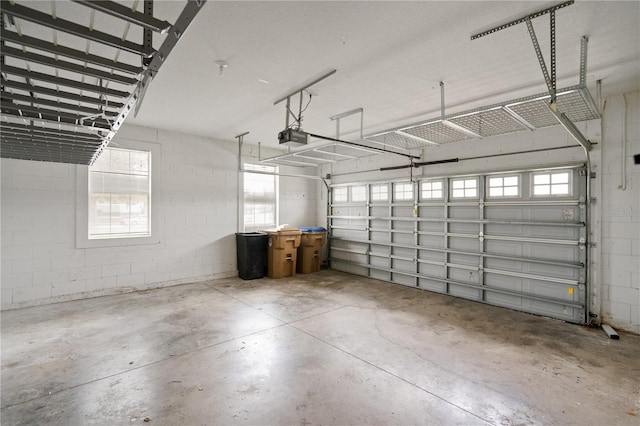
[394,182,413,201]
[88,147,151,239]
[371,184,388,201]
[351,185,367,202]
[421,180,443,200]
[451,178,478,198]
[532,171,571,196]
[488,175,520,197]
[333,187,348,203]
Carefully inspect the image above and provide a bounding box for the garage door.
[328,165,588,323]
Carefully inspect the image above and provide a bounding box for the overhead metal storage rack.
[260,142,384,168]
[365,85,599,151]
[1,0,205,165]
[259,85,599,169]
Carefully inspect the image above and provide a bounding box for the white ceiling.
[110,1,640,147]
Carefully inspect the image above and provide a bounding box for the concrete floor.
[1,270,639,425]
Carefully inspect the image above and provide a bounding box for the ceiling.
[1,0,639,161]
[130,0,640,147]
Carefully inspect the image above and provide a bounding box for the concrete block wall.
[318,88,639,333]
[600,90,640,333]
[1,124,316,309]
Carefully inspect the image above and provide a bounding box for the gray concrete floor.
[1,270,639,425]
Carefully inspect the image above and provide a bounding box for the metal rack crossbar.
[1,0,206,165]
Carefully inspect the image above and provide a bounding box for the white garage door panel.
[485,240,524,256]
[485,223,525,236]
[485,257,526,271]
[370,231,389,243]
[419,263,445,277]
[392,206,414,216]
[392,220,414,231]
[393,273,416,286]
[449,284,482,300]
[392,234,414,245]
[449,238,480,251]
[418,235,443,248]
[370,269,390,281]
[528,225,579,239]
[421,206,444,217]
[418,278,447,293]
[485,292,524,308]
[530,243,580,261]
[449,253,481,266]
[418,249,443,262]
[485,206,524,220]
[393,246,414,259]
[328,165,587,323]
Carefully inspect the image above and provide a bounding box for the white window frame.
[487,175,520,198]
[76,139,161,249]
[531,171,572,197]
[370,184,388,202]
[420,179,444,200]
[243,163,278,232]
[394,182,414,201]
[351,185,367,203]
[88,147,151,240]
[333,187,348,203]
[450,177,478,199]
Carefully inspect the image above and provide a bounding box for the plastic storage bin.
[267,228,302,278]
[297,227,327,274]
[235,232,268,280]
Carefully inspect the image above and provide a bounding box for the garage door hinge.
[579,238,596,248]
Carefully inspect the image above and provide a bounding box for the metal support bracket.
[134,0,206,116]
[330,108,364,140]
[579,35,589,87]
[471,1,574,40]
[142,0,154,67]
[274,69,337,132]
[525,18,555,101]
[549,103,592,151]
[440,81,481,139]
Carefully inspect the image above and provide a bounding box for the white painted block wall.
[599,90,640,333]
[318,88,639,333]
[1,124,317,309]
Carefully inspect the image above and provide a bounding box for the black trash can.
[235,232,268,280]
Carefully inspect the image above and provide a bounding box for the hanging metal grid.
[1,0,205,165]
[260,85,599,169]
[366,86,599,148]
[260,142,384,168]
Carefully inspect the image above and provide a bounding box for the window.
[421,180,443,200]
[351,185,367,202]
[451,178,478,198]
[533,171,571,196]
[488,175,520,197]
[371,184,388,201]
[89,147,150,239]
[244,164,278,231]
[394,182,413,201]
[333,187,348,203]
